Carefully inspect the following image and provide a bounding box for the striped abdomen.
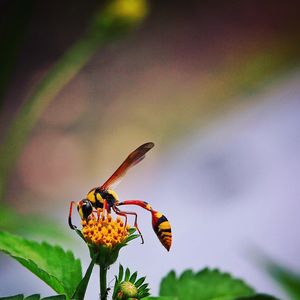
[151,211,172,251]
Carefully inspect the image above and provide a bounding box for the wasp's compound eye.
[80,199,93,219]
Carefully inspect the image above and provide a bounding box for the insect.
[68,142,172,251]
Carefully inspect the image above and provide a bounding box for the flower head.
[74,209,139,267]
[81,212,129,249]
[113,265,150,300]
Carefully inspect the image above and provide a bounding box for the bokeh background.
[1,0,300,298]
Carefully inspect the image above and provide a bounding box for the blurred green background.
[1,0,300,298]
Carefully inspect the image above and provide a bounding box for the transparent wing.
[100,142,154,190]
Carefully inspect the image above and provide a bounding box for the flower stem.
[100,265,108,300]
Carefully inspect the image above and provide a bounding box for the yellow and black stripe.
[86,188,119,210]
[152,211,172,251]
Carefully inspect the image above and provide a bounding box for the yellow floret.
[81,211,129,248]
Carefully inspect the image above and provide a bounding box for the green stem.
[100,265,108,300]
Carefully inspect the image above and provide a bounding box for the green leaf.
[130,271,138,283]
[118,264,124,281]
[160,268,255,300]
[125,267,130,281]
[125,234,140,243]
[0,231,82,299]
[0,295,49,300]
[128,228,136,234]
[135,276,146,287]
[42,296,66,300]
[265,260,300,300]
[0,204,69,241]
[236,294,279,300]
[0,296,25,300]
[72,256,96,300]
[144,297,175,300]
[139,283,149,291]
[25,296,40,300]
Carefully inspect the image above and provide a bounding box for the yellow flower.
[73,209,138,267]
[81,210,130,249]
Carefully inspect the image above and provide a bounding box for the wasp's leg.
[118,200,153,212]
[96,208,101,220]
[112,206,128,227]
[113,206,144,244]
[102,199,109,217]
[68,201,77,230]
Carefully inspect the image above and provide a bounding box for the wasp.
[68,142,172,251]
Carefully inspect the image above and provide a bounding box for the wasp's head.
[77,199,93,220]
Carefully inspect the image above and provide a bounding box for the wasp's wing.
[101,142,154,190]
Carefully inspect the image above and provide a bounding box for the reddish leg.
[112,206,128,228]
[113,206,144,244]
[68,201,77,229]
[118,200,153,212]
[103,199,109,216]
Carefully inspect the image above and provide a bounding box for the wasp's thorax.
[86,187,119,211]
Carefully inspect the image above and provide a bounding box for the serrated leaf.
[160,268,255,300]
[0,231,82,299]
[129,271,137,283]
[125,268,130,281]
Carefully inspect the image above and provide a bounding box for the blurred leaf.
[0,204,69,241]
[0,231,82,299]
[160,268,255,300]
[236,294,279,300]
[265,260,300,300]
[0,0,148,200]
